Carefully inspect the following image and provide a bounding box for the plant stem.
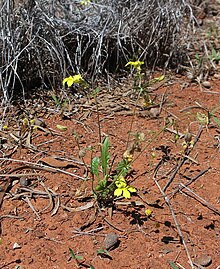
[94,94,102,144]
[132,122,171,164]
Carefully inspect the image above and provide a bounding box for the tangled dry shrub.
[0,0,195,102]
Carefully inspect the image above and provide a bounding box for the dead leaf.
[38,157,75,168]
[61,201,94,212]
[56,124,67,131]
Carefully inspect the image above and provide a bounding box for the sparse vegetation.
[0,0,194,102]
[1,1,220,269]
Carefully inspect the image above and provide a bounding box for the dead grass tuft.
[0,0,195,102]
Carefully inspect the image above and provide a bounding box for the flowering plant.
[114,176,136,199]
[62,74,84,87]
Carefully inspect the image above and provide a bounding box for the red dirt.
[0,73,220,269]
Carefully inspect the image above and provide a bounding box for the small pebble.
[202,81,211,88]
[104,233,119,250]
[34,118,46,127]
[78,149,86,158]
[213,73,220,79]
[186,71,194,80]
[13,242,21,249]
[20,177,30,187]
[194,255,212,267]
[149,107,160,118]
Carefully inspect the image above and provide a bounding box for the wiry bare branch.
[0,0,195,102]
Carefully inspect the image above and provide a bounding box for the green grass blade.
[213,116,220,128]
[69,248,83,260]
[168,261,180,269]
[51,94,60,106]
[101,137,110,176]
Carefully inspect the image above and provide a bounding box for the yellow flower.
[30,119,35,125]
[145,209,152,216]
[62,74,84,87]
[22,118,29,126]
[3,125,8,131]
[125,61,144,70]
[123,150,133,162]
[149,75,165,84]
[115,176,127,188]
[80,0,90,5]
[114,176,136,199]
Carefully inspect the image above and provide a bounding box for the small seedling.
[97,248,112,259]
[51,94,61,107]
[168,261,180,269]
[69,248,84,266]
[208,46,220,64]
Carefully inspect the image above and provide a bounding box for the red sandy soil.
[0,72,220,269]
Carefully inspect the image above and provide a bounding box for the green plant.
[69,248,84,266]
[208,46,220,64]
[168,261,180,269]
[97,248,112,259]
[91,136,135,205]
[69,248,95,268]
[195,53,203,68]
[195,106,220,128]
[209,106,220,128]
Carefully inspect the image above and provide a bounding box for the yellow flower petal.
[114,188,123,197]
[80,0,90,5]
[125,61,144,69]
[122,188,131,199]
[145,209,152,216]
[72,74,84,84]
[115,176,127,188]
[150,75,165,84]
[62,76,73,87]
[127,186,136,193]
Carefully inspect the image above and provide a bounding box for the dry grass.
[0,0,195,102]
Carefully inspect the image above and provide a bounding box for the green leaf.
[116,159,130,176]
[101,137,110,176]
[51,94,60,106]
[69,248,83,260]
[97,248,112,259]
[90,265,96,269]
[95,179,107,191]
[91,157,100,177]
[168,261,180,269]
[213,116,220,128]
[210,106,220,116]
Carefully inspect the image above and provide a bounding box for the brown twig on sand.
[0,157,85,179]
[179,183,220,215]
[153,173,194,269]
[22,196,41,219]
[171,167,211,197]
[163,125,203,192]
